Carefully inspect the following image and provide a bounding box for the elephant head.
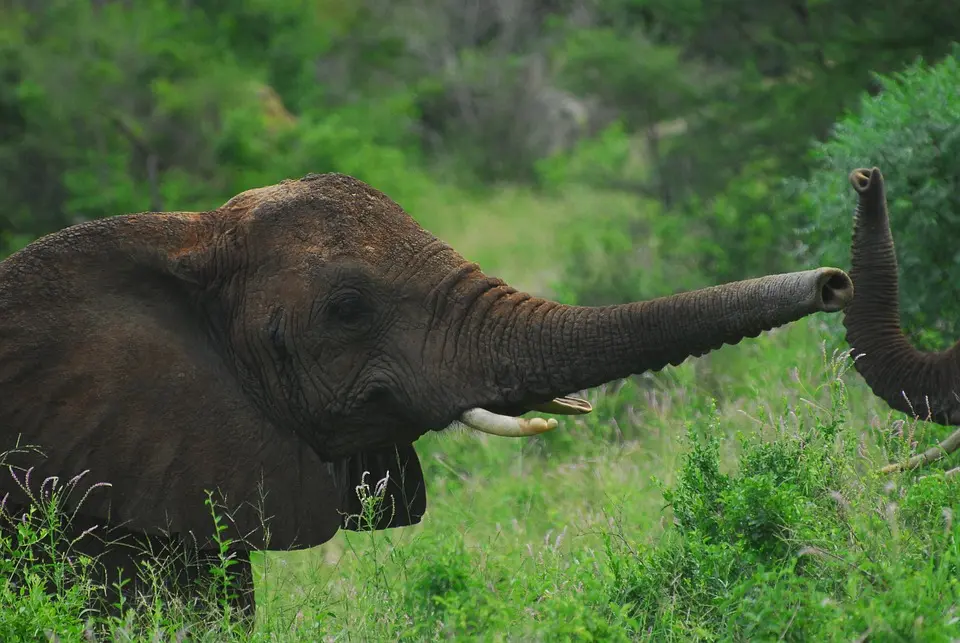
[844,167,960,426]
[0,172,854,555]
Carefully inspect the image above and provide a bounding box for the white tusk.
[459,408,559,437]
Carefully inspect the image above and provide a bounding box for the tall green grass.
[4,184,960,640]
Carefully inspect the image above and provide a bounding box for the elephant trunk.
[842,167,960,425]
[459,265,853,423]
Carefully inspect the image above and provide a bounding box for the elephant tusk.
[459,408,559,437]
[529,395,593,415]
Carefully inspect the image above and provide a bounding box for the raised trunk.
[842,167,960,425]
[468,266,853,412]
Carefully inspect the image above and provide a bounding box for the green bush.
[607,405,960,641]
[797,46,960,346]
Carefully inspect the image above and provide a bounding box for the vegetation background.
[2,1,960,640]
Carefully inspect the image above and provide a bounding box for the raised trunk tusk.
[529,395,593,415]
[459,408,559,437]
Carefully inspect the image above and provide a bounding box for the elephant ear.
[335,443,427,532]
[0,207,373,552]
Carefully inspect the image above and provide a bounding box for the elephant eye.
[267,307,288,354]
[327,290,371,326]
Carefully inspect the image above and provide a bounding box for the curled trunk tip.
[849,167,883,194]
[849,167,888,228]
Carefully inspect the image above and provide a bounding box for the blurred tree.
[550,25,708,207]
[1,0,958,284]
[548,0,960,200]
[798,49,960,346]
[0,0,429,256]
[375,0,596,183]
[544,0,960,291]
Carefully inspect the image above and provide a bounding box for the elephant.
[0,172,854,615]
[845,167,960,473]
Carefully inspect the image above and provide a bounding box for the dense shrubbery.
[798,48,960,346]
[609,409,960,641]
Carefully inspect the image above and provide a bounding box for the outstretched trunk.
[842,167,960,426]
[462,265,853,412]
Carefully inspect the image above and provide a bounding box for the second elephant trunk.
[465,266,853,413]
[843,167,960,425]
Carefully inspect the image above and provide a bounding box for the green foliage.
[544,0,960,299]
[535,122,640,192]
[633,0,960,201]
[658,415,836,569]
[543,176,709,305]
[552,24,706,165]
[549,202,698,305]
[798,48,960,345]
[674,157,806,284]
[607,405,960,641]
[0,502,98,641]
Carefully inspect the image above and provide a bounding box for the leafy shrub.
[660,416,838,565]
[797,46,960,346]
[402,535,495,636]
[604,405,960,640]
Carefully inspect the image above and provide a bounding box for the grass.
[5,183,960,641]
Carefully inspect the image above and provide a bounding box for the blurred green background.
[4,1,960,640]
[4,1,960,340]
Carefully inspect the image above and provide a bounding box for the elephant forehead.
[220,183,292,212]
[216,173,465,270]
[234,175,413,225]
[274,213,440,266]
[218,173,400,222]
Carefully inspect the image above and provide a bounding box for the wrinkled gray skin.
[844,167,960,472]
[0,173,854,614]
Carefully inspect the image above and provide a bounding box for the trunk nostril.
[819,271,855,312]
[849,166,882,194]
[850,169,872,192]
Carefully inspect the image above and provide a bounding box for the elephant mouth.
[453,395,593,437]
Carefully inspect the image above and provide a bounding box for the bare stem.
[880,427,960,474]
